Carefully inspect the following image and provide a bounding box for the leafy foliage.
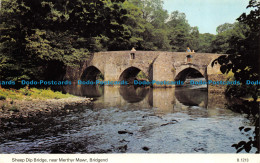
[197,33,215,53]
[0,0,258,85]
[211,0,259,153]
[0,0,128,81]
[212,0,259,99]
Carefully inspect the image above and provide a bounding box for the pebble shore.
[0,97,92,120]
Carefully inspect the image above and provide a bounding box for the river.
[0,84,256,153]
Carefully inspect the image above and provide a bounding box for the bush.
[225,84,258,98]
[20,88,32,96]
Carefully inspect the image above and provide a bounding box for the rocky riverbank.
[0,97,92,120]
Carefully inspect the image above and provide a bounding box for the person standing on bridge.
[186,47,193,63]
[186,47,191,53]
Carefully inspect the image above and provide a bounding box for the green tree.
[197,33,215,53]
[187,26,200,51]
[0,0,130,81]
[216,23,235,34]
[211,22,249,54]
[128,0,171,50]
[167,11,191,51]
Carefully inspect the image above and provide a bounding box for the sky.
[163,0,251,34]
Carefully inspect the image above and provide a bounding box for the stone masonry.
[64,51,227,91]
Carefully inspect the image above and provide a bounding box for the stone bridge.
[65,51,226,90]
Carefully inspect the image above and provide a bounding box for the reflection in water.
[150,88,176,115]
[1,85,256,153]
[119,86,149,103]
[59,85,228,117]
[59,85,104,98]
[175,87,208,107]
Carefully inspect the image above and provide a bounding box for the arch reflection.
[175,87,208,108]
[119,86,149,103]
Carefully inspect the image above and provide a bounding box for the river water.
[0,84,256,153]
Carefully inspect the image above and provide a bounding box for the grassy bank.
[0,87,74,101]
[0,87,91,119]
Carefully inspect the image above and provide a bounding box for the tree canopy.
[0,0,259,83]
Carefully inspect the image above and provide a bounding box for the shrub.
[20,88,32,96]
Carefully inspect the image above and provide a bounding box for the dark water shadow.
[175,87,208,108]
[119,86,149,103]
[57,85,104,98]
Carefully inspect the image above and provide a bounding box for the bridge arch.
[175,67,205,82]
[207,58,222,76]
[119,66,148,84]
[81,66,104,81]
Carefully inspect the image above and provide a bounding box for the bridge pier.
[207,62,227,93]
[152,53,175,87]
[104,63,120,82]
